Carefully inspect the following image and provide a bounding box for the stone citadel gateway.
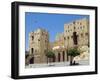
[26,17,89,65]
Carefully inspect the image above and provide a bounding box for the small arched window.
[81,33,83,37]
[38,39,40,41]
[31,48,34,54]
[32,36,34,40]
[67,36,69,39]
[85,33,88,36]
[64,37,66,40]
[74,26,75,29]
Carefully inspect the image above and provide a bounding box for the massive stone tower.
[29,28,49,64]
[64,18,89,49]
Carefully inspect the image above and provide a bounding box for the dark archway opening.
[73,32,78,45]
[62,51,65,61]
[58,53,60,62]
[30,57,34,64]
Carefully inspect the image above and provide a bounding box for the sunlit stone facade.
[64,18,89,48]
[26,17,89,65]
[28,28,49,64]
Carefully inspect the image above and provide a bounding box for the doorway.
[30,57,34,64]
[58,53,60,62]
[73,32,78,45]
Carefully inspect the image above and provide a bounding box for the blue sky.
[25,12,89,51]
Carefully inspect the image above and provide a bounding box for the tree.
[67,48,80,65]
[45,51,55,65]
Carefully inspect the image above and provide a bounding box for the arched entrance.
[58,53,60,62]
[62,51,65,61]
[73,32,78,45]
[29,57,34,64]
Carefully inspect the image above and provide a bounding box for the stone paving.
[25,60,89,68]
